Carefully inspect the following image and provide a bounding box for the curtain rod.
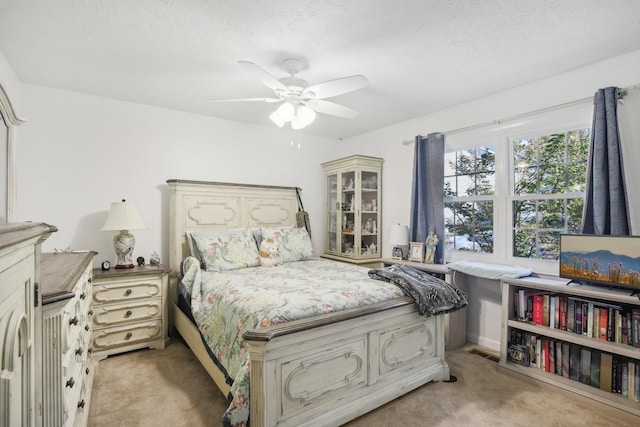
[401,82,640,146]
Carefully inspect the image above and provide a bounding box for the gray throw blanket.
[368,264,468,317]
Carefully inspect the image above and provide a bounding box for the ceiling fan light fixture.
[269,102,295,127]
[293,105,316,129]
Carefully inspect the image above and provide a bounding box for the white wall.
[343,49,640,350]
[15,84,340,266]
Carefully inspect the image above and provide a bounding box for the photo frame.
[391,246,404,259]
[409,242,425,262]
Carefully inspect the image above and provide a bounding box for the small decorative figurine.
[150,252,160,265]
[137,256,145,266]
[425,229,439,264]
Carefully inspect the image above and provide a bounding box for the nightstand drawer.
[92,299,162,327]
[92,320,163,352]
[93,278,162,304]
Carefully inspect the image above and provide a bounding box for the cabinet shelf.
[500,275,640,416]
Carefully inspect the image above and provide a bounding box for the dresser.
[91,264,171,360]
[0,222,55,427]
[40,251,97,427]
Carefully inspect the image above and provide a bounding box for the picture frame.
[391,246,404,259]
[408,242,424,262]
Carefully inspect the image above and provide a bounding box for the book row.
[508,328,640,401]
[513,290,640,347]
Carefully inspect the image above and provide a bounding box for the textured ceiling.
[1,0,640,139]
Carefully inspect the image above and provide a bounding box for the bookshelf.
[500,275,640,416]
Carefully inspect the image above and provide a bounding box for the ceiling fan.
[210,58,369,129]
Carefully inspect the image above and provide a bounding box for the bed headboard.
[167,179,300,279]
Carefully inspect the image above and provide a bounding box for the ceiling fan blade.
[208,97,282,103]
[305,100,360,118]
[238,61,288,92]
[303,75,368,99]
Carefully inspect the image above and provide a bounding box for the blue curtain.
[581,87,631,235]
[410,133,445,263]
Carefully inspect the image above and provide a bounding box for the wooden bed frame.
[167,179,449,427]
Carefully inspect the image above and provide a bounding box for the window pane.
[538,231,561,260]
[513,229,536,258]
[513,200,536,228]
[514,166,537,195]
[539,165,566,194]
[566,198,584,232]
[538,199,564,229]
[445,200,493,253]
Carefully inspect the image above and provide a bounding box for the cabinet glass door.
[359,170,379,257]
[341,170,356,257]
[327,173,338,253]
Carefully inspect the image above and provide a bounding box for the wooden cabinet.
[0,223,55,427]
[91,264,170,360]
[321,155,382,266]
[500,276,640,416]
[40,251,97,427]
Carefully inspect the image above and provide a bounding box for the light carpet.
[88,340,639,426]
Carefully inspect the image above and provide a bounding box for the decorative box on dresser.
[500,275,640,416]
[40,251,97,427]
[0,222,56,427]
[321,155,383,267]
[91,264,171,360]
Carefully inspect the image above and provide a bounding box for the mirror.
[0,84,24,223]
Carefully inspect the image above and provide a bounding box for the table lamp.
[388,224,409,259]
[101,199,145,268]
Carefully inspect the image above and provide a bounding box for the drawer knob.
[125,332,133,340]
[88,277,92,283]
[125,289,132,296]
[69,316,79,326]
[75,347,83,356]
[85,325,90,331]
[80,292,86,300]
[86,367,90,375]
[125,310,132,318]
[88,348,93,354]
[88,310,94,316]
[66,377,75,388]
[77,399,85,409]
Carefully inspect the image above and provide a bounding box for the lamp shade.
[101,199,145,231]
[388,224,409,246]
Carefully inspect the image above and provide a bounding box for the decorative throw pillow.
[258,237,283,267]
[189,228,260,272]
[260,226,314,263]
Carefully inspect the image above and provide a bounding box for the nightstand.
[91,264,171,360]
[380,258,466,350]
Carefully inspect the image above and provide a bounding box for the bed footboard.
[246,302,449,427]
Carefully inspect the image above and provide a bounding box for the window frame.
[444,102,592,274]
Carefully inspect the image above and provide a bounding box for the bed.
[167,179,455,427]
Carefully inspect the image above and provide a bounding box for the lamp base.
[113,230,136,269]
[115,263,135,269]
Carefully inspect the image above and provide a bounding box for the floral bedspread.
[180,257,405,427]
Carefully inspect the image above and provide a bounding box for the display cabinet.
[321,155,382,266]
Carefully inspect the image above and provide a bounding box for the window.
[443,103,591,273]
[444,147,495,254]
[511,130,589,260]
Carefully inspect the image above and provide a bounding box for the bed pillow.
[189,228,260,271]
[260,226,314,263]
